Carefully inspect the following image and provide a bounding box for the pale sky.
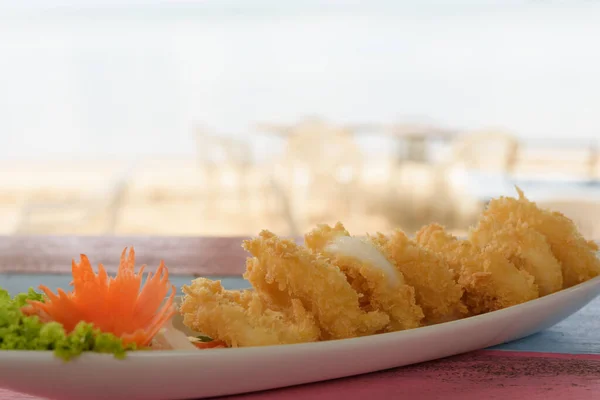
[0,1,598,159]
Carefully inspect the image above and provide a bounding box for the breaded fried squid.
[475,188,600,288]
[243,230,390,340]
[180,279,320,347]
[470,216,563,296]
[372,230,467,324]
[305,223,424,331]
[416,223,539,315]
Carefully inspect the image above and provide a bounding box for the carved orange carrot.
[24,247,176,347]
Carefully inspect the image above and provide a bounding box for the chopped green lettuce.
[0,287,136,360]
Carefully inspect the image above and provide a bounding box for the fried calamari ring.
[305,223,424,331]
[470,216,563,296]
[416,223,539,315]
[243,230,390,340]
[372,229,467,324]
[478,188,600,288]
[180,278,320,347]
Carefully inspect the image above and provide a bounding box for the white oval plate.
[1,275,600,400]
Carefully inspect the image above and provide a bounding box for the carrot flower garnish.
[25,247,176,347]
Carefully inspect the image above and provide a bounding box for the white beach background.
[0,1,599,236]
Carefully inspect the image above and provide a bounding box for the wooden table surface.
[1,236,599,400]
[0,235,253,276]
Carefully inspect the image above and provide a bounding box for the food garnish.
[0,288,133,360]
[192,341,227,349]
[3,188,599,357]
[150,318,199,351]
[24,248,176,348]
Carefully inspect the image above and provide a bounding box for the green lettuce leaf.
[0,287,136,360]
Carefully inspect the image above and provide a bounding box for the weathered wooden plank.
[0,236,252,276]
[220,351,600,399]
[2,351,599,400]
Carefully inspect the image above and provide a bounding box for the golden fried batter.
[305,223,424,331]
[180,278,320,347]
[470,216,563,296]
[478,188,600,288]
[304,222,351,252]
[416,223,539,315]
[372,230,466,324]
[243,230,390,340]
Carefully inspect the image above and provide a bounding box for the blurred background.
[1,0,599,238]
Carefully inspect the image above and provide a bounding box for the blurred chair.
[381,122,459,164]
[194,128,294,235]
[13,162,135,235]
[363,161,483,233]
[195,128,253,215]
[511,143,597,182]
[590,143,599,181]
[445,130,520,202]
[265,117,365,235]
[450,130,519,174]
